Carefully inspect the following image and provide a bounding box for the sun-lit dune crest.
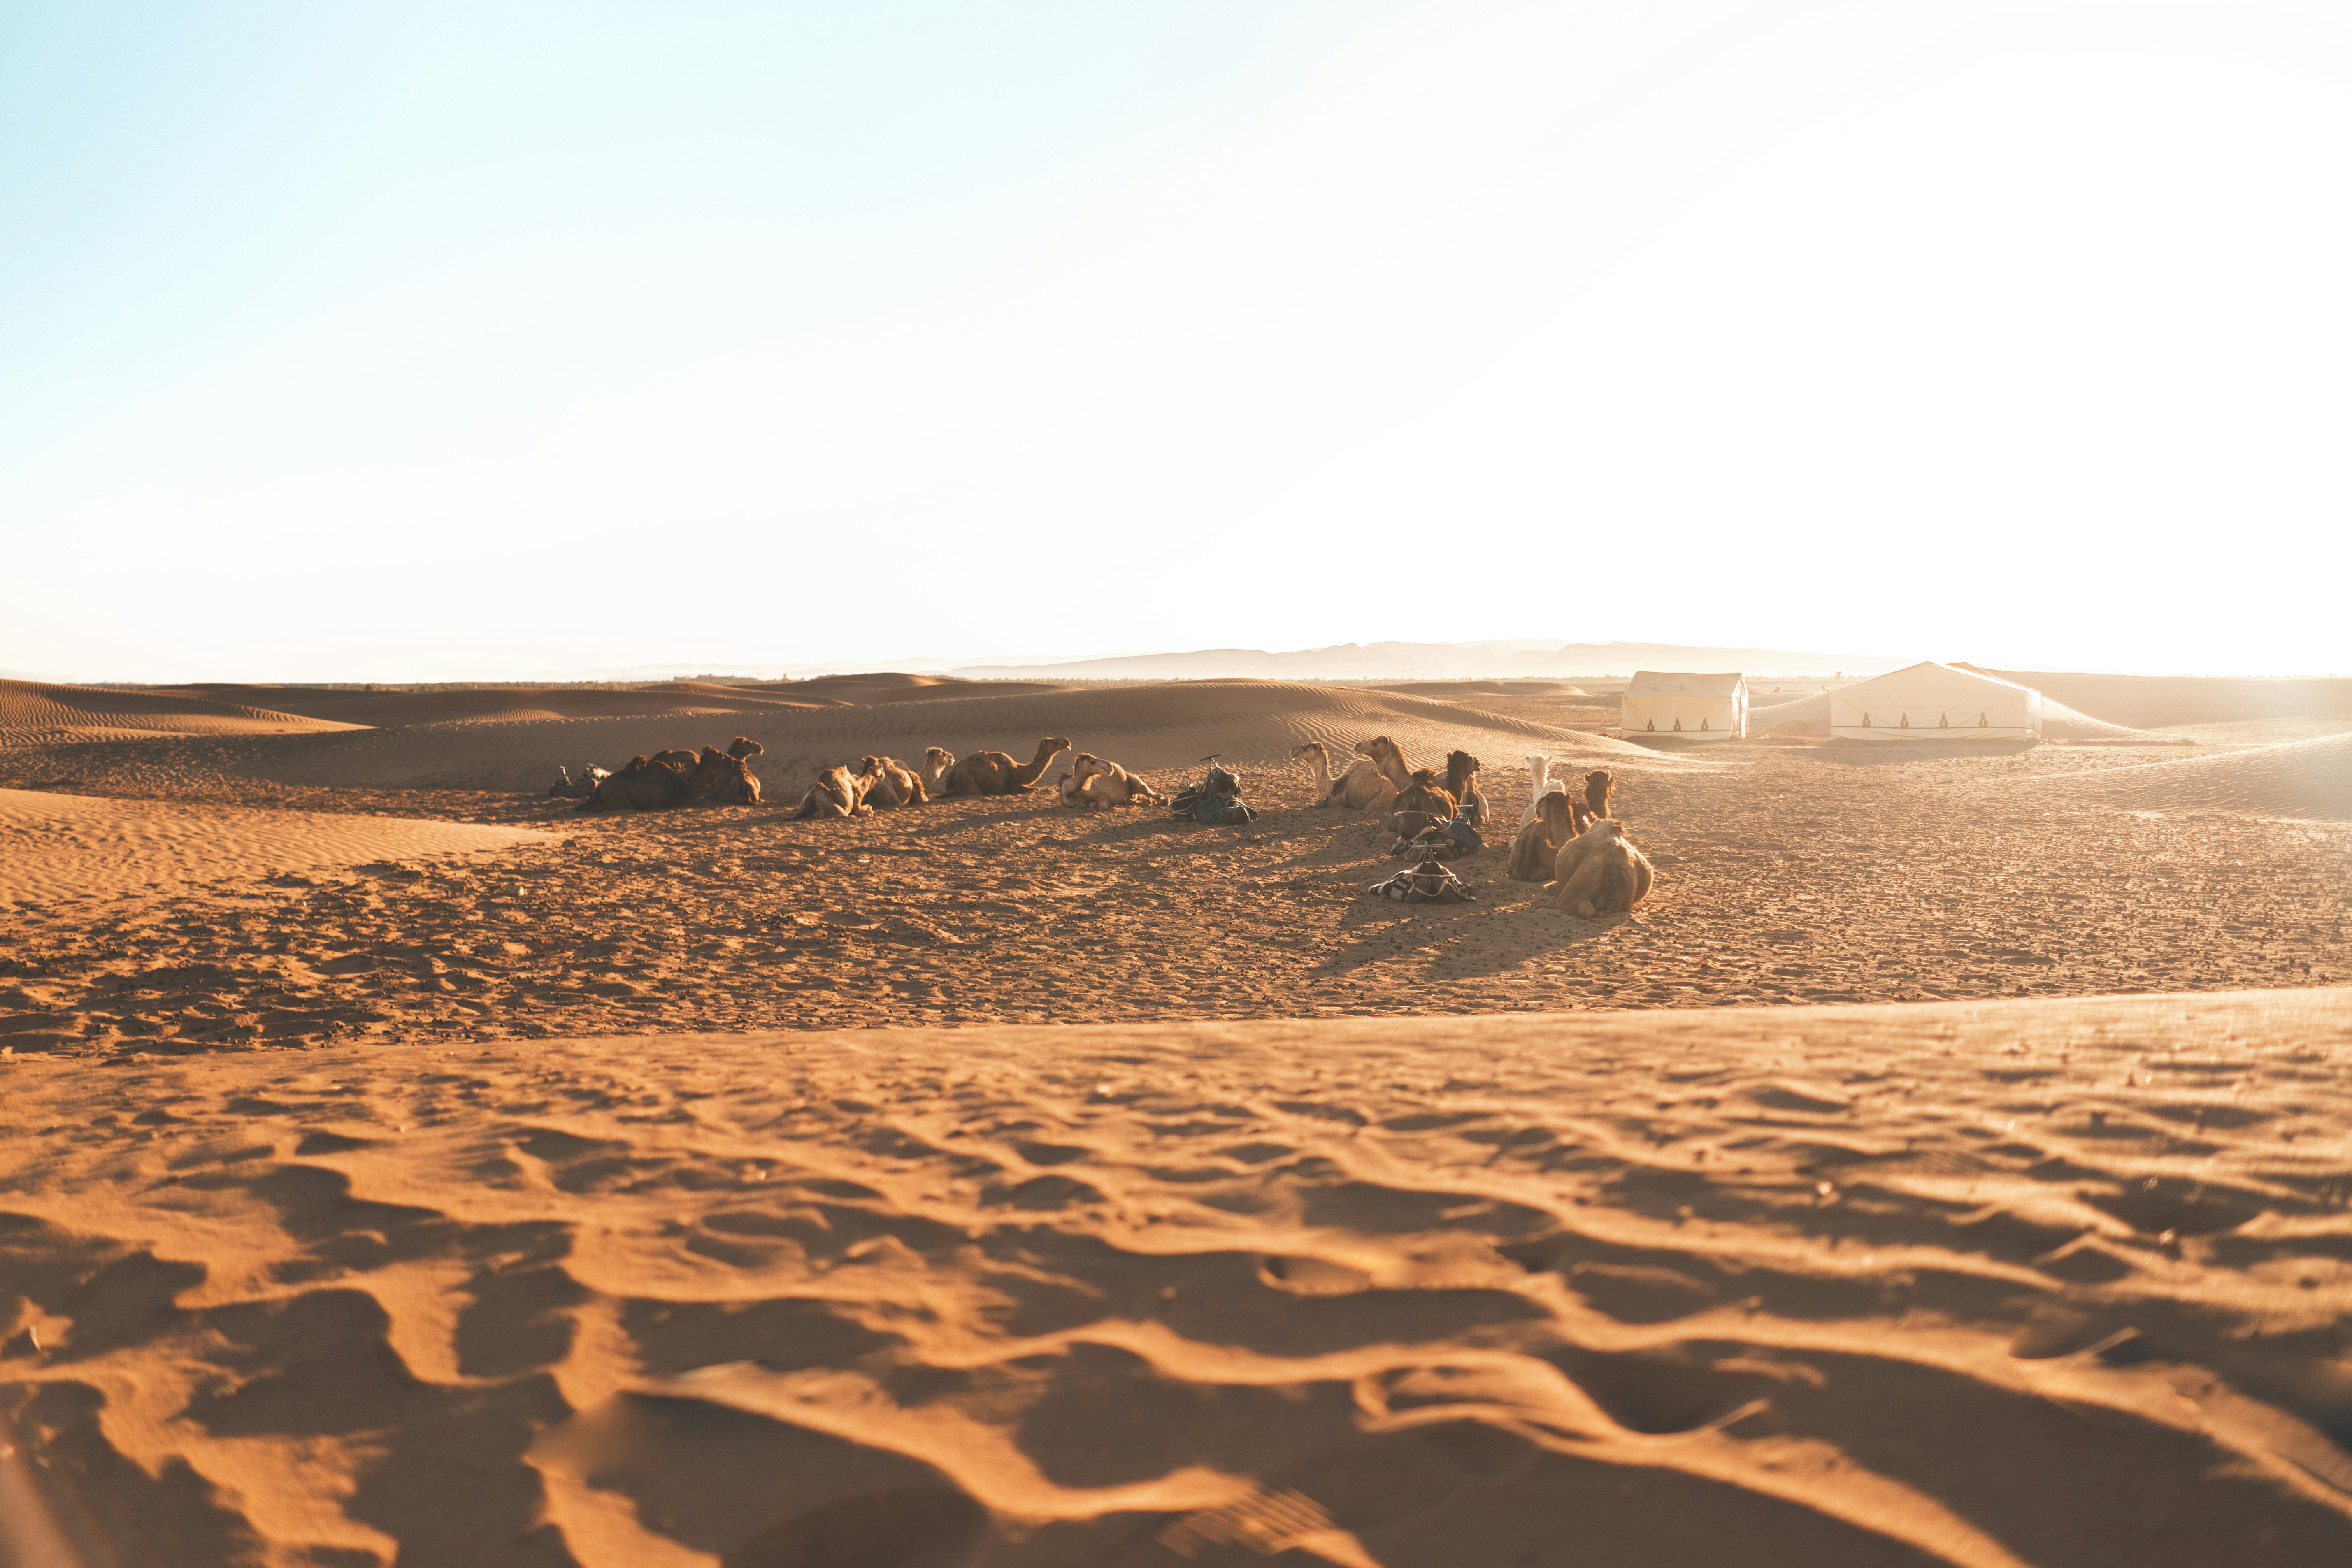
[5,990,2350,1566]
[156,682,832,726]
[2017,729,2352,821]
[0,678,362,744]
[0,787,546,907]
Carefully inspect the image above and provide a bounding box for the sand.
[0,789,546,913]
[3,989,2349,1566]
[0,680,363,748]
[3,671,2350,1564]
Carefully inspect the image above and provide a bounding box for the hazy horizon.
[6,3,2347,681]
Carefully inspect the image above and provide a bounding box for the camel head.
[1445,750,1480,794]
[727,736,763,760]
[1071,752,1106,782]
[1036,736,1071,760]
[924,746,954,770]
[1536,790,1577,832]
[1355,735,1392,761]
[1289,741,1328,763]
[1583,769,1614,812]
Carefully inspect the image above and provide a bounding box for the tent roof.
[1838,662,2039,700]
[1625,671,1745,696]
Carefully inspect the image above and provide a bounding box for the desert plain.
[2,669,2350,1567]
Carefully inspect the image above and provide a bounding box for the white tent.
[1621,671,1746,740]
[1829,662,2042,741]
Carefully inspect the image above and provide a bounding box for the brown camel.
[1290,741,1394,810]
[789,764,873,820]
[695,746,762,805]
[857,756,927,808]
[942,736,1068,797]
[1072,753,1162,807]
[1445,750,1488,825]
[1583,769,1613,823]
[579,755,702,813]
[1505,790,1579,880]
[1394,767,1457,820]
[1548,819,1655,915]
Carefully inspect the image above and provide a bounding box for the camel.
[1582,770,1614,824]
[1291,741,1394,811]
[1072,753,1163,807]
[647,736,762,768]
[1055,770,1088,808]
[942,736,1068,797]
[857,756,927,808]
[579,755,702,813]
[1445,750,1488,825]
[1394,768,1457,820]
[1520,753,1552,827]
[1548,819,1655,915]
[919,748,956,795]
[789,763,873,820]
[1505,790,1579,880]
[695,746,762,805]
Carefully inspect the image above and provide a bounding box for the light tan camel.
[857,756,927,808]
[1291,741,1394,810]
[1548,819,1655,915]
[1072,753,1163,807]
[919,747,956,795]
[943,737,1068,797]
[1505,790,1579,880]
[1445,750,1488,825]
[789,763,873,820]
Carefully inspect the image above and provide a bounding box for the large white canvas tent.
[1829,662,2042,741]
[1622,671,1746,740]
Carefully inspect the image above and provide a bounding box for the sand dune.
[2,988,2347,1567]
[0,788,546,908]
[0,680,362,746]
[1971,669,2352,729]
[783,673,1075,704]
[162,682,833,726]
[138,681,1702,795]
[2016,731,2352,821]
[1373,681,1593,699]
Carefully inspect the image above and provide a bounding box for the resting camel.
[579,755,703,813]
[1394,768,1457,820]
[648,736,764,771]
[1505,790,1579,880]
[1445,751,1488,825]
[1548,818,1655,915]
[919,748,956,795]
[1582,770,1613,824]
[942,736,1068,797]
[857,756,927,808]
[1291,741,1394,811]
[1072,753,1163,807]
[1055,770,1088,809]
[695,747,762,805]
[789,763,873,820]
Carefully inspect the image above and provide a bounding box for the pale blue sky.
[5,2,2348,680]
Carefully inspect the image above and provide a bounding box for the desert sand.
[2,672,2349,1565]
[4,989,2350,1566]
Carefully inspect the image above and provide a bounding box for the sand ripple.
[2,991,2348,1566]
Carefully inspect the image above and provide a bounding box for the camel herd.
[1296,736,1655,916]
[567,729,1652,915]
